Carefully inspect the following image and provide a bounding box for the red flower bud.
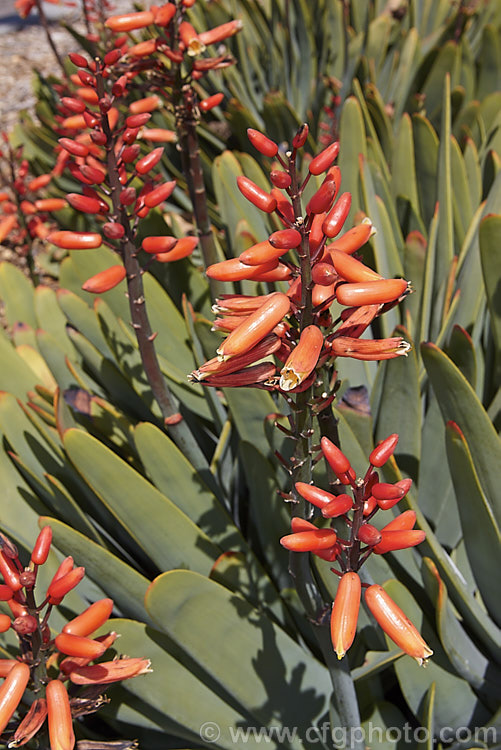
[311,261,337,286]
[330,572,360,659]
[247,128,278,157]
[155,236,198,262]
[0,663,30,734]
[102,222,125,240]
[54,632,108,660]
[46,680,75,750]
[357,523,382,546]
[13,615,37,635]
[129,95,162,115]
[295,482,338,509]
[369,434,399,467]
[0,585,13,601]
[63,598,113,637]
[306,178,337,215]
[142,236,177,254]
[144,180,176,207]
[327,220,374,254]
[120,187,136,206]
[31,526,52,565]
[105,10,155,31]
[66,193,104,214]
[330,249,381,283]
[47,567,85,602]
[321,494,353,518]
[239,240,284,266]
[78,165,106,184]
[381,510,416,532]
[82,265,126,293]
[126,113,151,128]
[0,553,21,591]
[237,176,277,213]
[292,123,309,149]
[136,147,164,175]
[48,231,102,250]
[280,529,337,552]
[309,141,340,175]
[154,2,176,26]
[374,529,426,554]
[320,437,351,477]
[199,93,224,112]
[27,174,51,191]
[206,257,279,282]
[336,278,409,307]
[270,170,291,189]
[33,198,67,212]
[269,228,301,249]
[0,614,11,633]
[58,137,89,157]
[68,52,88,68]
[60,97,86,113]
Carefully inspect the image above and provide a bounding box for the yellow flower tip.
[187,39,206,56]
[396,341,412,357]
[279,368,300,392]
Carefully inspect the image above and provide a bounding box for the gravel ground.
[0,0,134,134]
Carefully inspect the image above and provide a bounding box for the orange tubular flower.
[216,293,290,361]
[46,680,75,750]
[11,697,48,747]
[0,661,30,734]
[330,249,382,283]
[329,336,411,361]
[280,529,337,552]
[295,481,339,510]
[321,495,353,518]
[364,585,433,665]
[47,567,85,603]
[239,240,286,266]
[54,633,109,660]
[69,657,152,685]
[325,219,374,254]
[63,598,114,637]
[47,231,102,250]
[381,511,417,532]
[369,434,399,467]
[190,334,281,381]
[0,660,19,677]
[237,176,277,213]
[105,11,154,31]
[336,278,409,307]
[320,437,351,477]
[206,257,279,282]
[196,362,276,388]
[373,530,426,554]
[82,266,126,294]
[198,20,243,45]
[330,572,361,659]
[280,325,324,391]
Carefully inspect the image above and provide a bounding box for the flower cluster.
[280,434,432,665]
[103,3,242,110]
[189,125,411,390]
[0,136,66,263]
[0,527,150,748]
[46,48,202,292]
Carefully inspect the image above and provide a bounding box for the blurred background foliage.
[1,0,501,747]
